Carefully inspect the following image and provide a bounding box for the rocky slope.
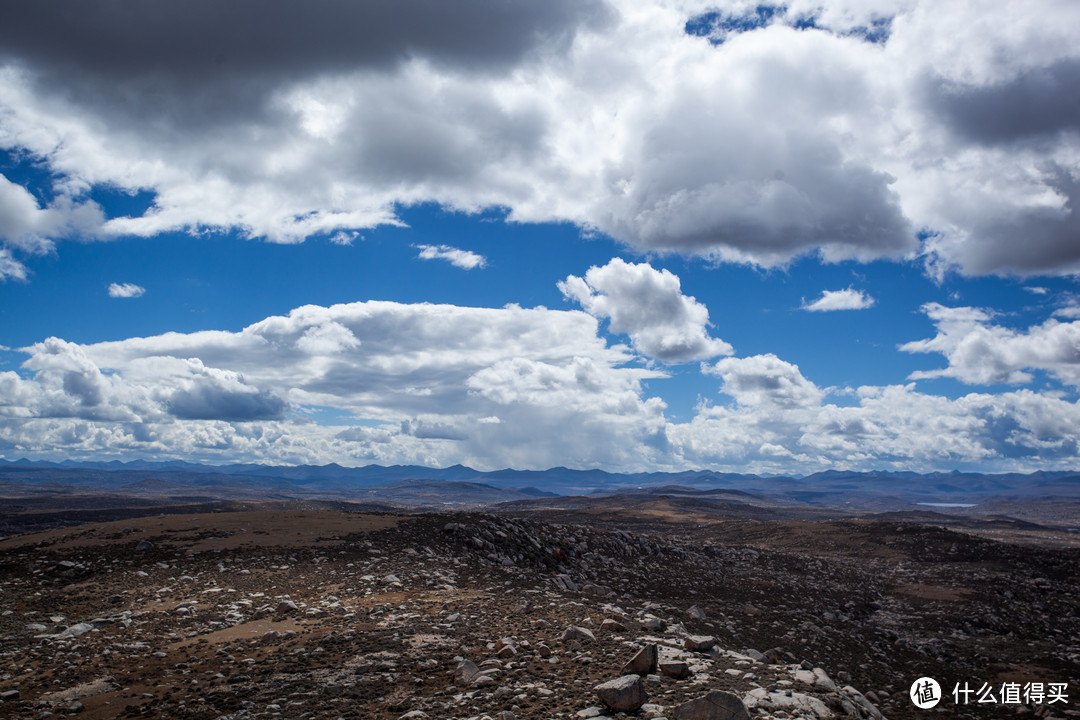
[0,508,1077,719]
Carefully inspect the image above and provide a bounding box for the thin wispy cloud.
[414,244,487,270]
[107,282,145,298]
[801,289,875,312]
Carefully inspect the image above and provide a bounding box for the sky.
[1,0,1079,475]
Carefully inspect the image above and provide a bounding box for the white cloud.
[328,230,358,246]
[0,1,1078,277]
[1025,286,1050,295]
[559,257,732,362]
[0,172,105,269]
[900,302,1080,387]
[672,383,1080,474]
[0,298,669,470]
[703,354,824,408]
[801,288,876,311]
[107,282,145,298]
[0,247,27,282]
[3,300,1080,472]
[414,244,487,269]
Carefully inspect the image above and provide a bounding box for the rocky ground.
[0,505,1077,720]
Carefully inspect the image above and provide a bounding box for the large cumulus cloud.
[0,299,670,469]
[900,303,1080,387]
[559,258,732,362]
[3,296,1080,472]
[0,0,1078,277]
[677,355,1080,474]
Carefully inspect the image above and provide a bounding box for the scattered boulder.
[454,660,479,685]
[684,634,718,652]
[560,626,596,643]
[136,540,155,551]
[620,643,658,676]
[688,605,707,621]
[641,614,667,631]
[54,623,94,639]
[594,674,648,713]
[673,690,751,720]
[658,659,692,679]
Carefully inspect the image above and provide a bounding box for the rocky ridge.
[0,509,1076,719]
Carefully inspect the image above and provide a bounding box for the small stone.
[658,660,691,679]
[136,540,155,551]
[455,660,479,684]
[641,615,666,631]
[561,626,596,643]
[55,623,94,639]
[683,635,718,652]
[688,605,707,621]
[672,690,751,720]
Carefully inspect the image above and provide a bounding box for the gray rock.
[55,623,94,639]
[658,659,691,679]
[812,667,837,691]
[136,540,155,551]
[621,643,658,676]
[688,605,707,621]
[276,599,298,614]
[683,634,718,652]
[641,614,666,631]
[561,625,596,643]
[673,690,751,720]
[554,574,579,591]
[454,659,479,684]
[595,674,648,713]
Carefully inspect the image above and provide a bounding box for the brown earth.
[0,503,1076,720]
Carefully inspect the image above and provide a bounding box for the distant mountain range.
[1,458,1078,508]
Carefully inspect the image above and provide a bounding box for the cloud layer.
[3,284,1080,473]
[901,303,1080,388]
[0,0,1078,277]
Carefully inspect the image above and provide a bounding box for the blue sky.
[1,1,1079,473]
